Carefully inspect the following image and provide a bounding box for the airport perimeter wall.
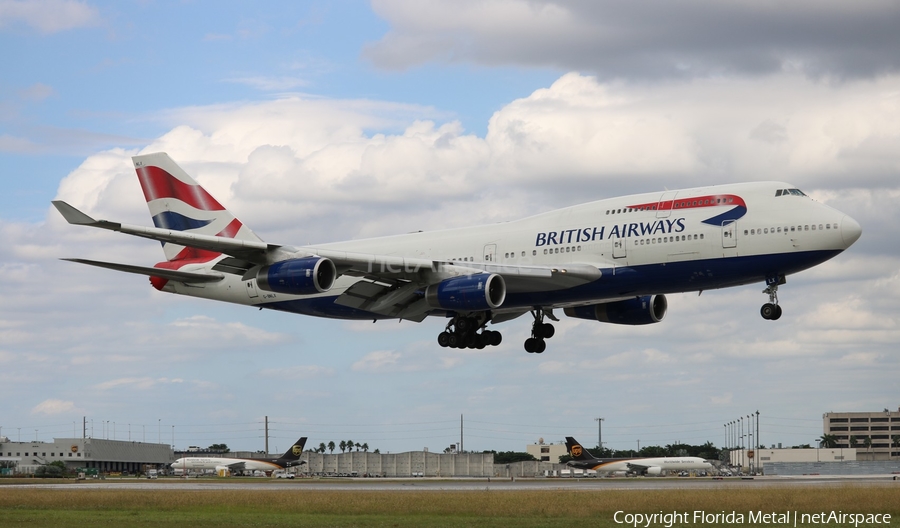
[765,461,900,476]
[301,452,494,477]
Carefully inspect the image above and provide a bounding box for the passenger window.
[804,225,809,231]
[700,234,704,239]
[533,250,537,256]
[577,246,581,251]
[812,225,816,230]
[744,230,748,235]
[764,228,768,234]
[819,224,823,230]
[543,249,548,255]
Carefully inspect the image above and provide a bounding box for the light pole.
[595,417,604,451]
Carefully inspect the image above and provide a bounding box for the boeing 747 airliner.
[53,153,861,353]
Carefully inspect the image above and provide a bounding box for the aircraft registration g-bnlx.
[53,153,861,353]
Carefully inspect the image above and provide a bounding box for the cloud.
[0,0,99,34]
[32,398,79,415]
[351,350,402,372]
[18,82,55,101]
[366,0,900,80]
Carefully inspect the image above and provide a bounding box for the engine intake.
[564,295,667,325]
[425,274,506,311]
[257,257,336,295]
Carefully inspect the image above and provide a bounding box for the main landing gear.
[760,274,785,321]
[437,315,502,350]
[524,310,555,354]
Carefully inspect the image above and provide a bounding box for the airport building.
[0,437,174,475]
[526,440,568,463]
[822,408,900,461]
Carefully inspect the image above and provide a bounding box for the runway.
[5,474,899,491]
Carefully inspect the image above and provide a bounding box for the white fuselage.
[170,456,283,472]
[161,181,861,319]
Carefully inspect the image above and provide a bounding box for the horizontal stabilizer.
[62,258,224,283]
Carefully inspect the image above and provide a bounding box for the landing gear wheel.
[525,308,555,353]
[760,303,777,320]
[537,323,555,339]
[437,315,503,349]
[772,304,782,320]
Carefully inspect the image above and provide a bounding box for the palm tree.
[355,442,361,452]
[339,440,347,453]
[346,439,354,453]
[849,435,858,449]
[863,436,873,459]
[328,441,335,454]
[318,442,327,453]
[818,434,838,448]
[362,443,369,452]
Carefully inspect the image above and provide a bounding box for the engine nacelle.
[564,295,667,325]
[425,274,506,311]
[645,466,662,476]
[257,257,336,295]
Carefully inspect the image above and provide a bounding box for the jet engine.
[644,466,662,476]
[425,274,506,311]
[257,257,336,295]
[564,295,667,325]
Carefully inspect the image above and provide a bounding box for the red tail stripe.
[136,165,226,211]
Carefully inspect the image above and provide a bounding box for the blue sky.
[2,0,899,455]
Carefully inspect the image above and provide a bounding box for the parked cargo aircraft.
[53,153,861,353]
[565,437,712,476]
[171,437,307,474]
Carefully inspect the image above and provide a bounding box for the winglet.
[52,200,98,226]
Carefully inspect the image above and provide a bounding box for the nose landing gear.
[760,274,785,320]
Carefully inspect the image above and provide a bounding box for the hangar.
[0,437,173,475]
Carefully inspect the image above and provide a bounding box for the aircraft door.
[246,280,259,298]
[656,191,678,218]
[612,236,627,259]
[483,244,497,263]
[722,221,736,249]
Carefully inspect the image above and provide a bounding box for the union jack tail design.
[132,153,262,262]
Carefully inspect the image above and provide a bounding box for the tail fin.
[565,437,597,461]
[277,437,308,465]
[133,152,262,262]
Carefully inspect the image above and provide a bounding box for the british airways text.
[535,218,686,247]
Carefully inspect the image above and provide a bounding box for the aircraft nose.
[840,215,862,247]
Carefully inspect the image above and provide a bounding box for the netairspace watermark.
[614,510,892,527]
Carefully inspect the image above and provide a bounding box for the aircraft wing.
[52,201,277,263]
[53,201,605,319]
[310,248,603,321]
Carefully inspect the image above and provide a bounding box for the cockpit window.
[776,188,807,197]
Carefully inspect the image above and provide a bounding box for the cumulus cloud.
[32,398,79,415]
[366,0,900,80]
